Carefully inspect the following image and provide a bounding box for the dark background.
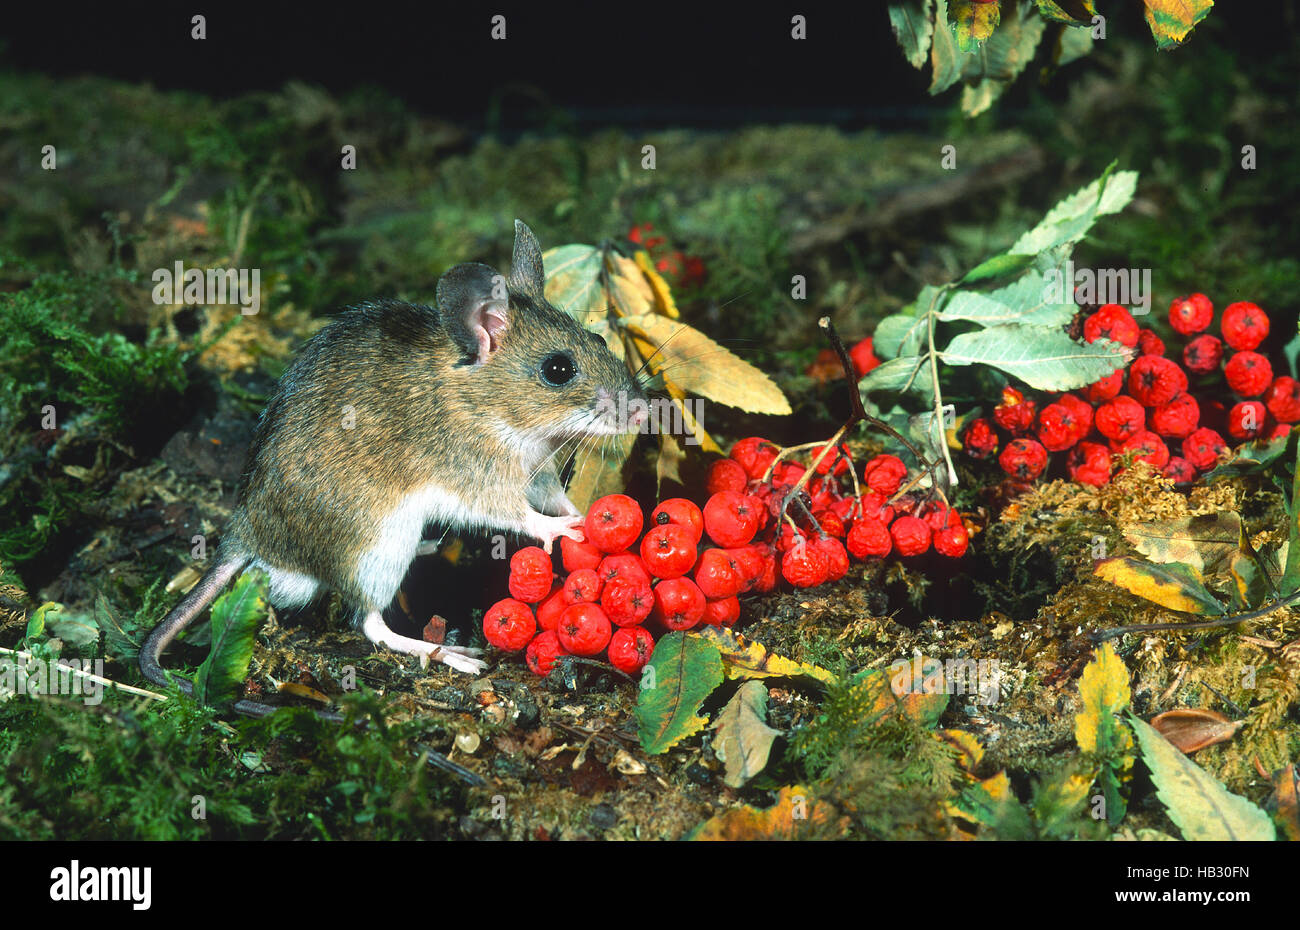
[3,2,1293,130]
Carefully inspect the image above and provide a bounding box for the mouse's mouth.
[581,389,652,436]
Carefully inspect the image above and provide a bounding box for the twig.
[0,646,168,702]
[1090,589,1300,642]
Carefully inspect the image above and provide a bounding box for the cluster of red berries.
[962,297,1296,487]
[627,223,706,288]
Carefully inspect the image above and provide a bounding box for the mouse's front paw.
[525,511,585,554]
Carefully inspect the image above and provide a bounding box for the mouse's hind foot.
[361,611,487,675]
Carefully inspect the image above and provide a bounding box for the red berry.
[1226,401,1267,441]
[702,491,762,547]
[812,509,846,538]
[1268,424,1293,441]
[600,579,655,626]
[483,599,537,652]
[1264,376,1300,423]
[560,536,603,573]
[1036,402,1081,452]
[1083,370,1124,404]
[1182,427,1228,471]
[999,438,1048,480]
[562,568,603,605]
[1224,351,1273,398]
[962,417,999,460]
[525,630,569,675]
[1182,334,1223,375]
[811,535,850,582]
[729,437,777,481]
[1168,294,1213,335]
[707,458,749,494]
[1138,329,1166,356]
[694,547,745,599]
[780,539,829,588]
[1057,393,1095,441]
[536,588,568,632]
[933,523,969,558]
[607,626,655,673]
[1068,441,1112,487]
[1084,304,1140,348]
[597,552,651,589]
[810,442,852,475]
[993,386,1037,435]
[862,454,908,495]
[726,546,766,591]
[650,498,704,543]
[890,515,932,557]
[1095,395,1146,442]
[1128,356,1188,407]
[508,547,554,603]
[652,577,706,630]
[702,596,741,627]
[639,523,698,579]
[921,503,962,532]
[584,494,644,554]
[1120,430,1170,468]
[857,490,896,526]
[1149,392,1200,440]
[1162,457,1197,485]
[556,603,613,655]
[850,336,880,378]
[846,517,892,559]
[1221,302,1270,351]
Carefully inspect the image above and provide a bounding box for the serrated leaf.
[1033,0,1097,25]
[1129,713,1274,840]
[1009,168,1138,257]
[958,3,1045,116]
[950,0,999,52]
[542,244,604,323]
[635,631,724,755]
[889,0,935,68]
[1122,512,1242,575]
[858,354,929,396]
[632,251,680,319]
[942,325,1132,391]
[1075,643,1135,825]
[619,313,790,415]
[193,569,269,707]
[939,275,1076,328]
[1143,0,1214,50]
[687,785,838,840]
[1095,557,1226,616]
[712,681,781,789]
[1094,557,1226,616]
[691,626,836,687]
[873,312,925,359]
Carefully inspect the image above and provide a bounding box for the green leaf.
[872,313,925,359]
[25,602,60,643]
[950,0,999,52]
[636,631,725,755]
[541,244,604,323]
[1009,167,1139,257]
[857,355,929,397]
[1142,0,1214,51]
[1033,0,1098,25]
[1204,432,1295,482]
[1129,713,1275,841]
[712,680,781,789]
[939,273,1076,328]
[941,325,1131,391]
[889,0,935,69]
[1284,434,1300,597]
[959,251,1035,285]
[1094,557,1226,616]
[928,0,968,95]
[193,570,269,707]
[957,2,1046,116]
[1054,22,1095,67]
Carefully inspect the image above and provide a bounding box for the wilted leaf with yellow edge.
[950,0,1000,51]
[712,681,781,789]
[620,313,792,415]
[1094,556,1225,616]
[1129,713,1275,840]
[687,785,840,840]
[690,626,835,687]
[1075,643,1135,825]
[1143,0,1214,50]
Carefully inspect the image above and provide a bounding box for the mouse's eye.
[540,352,577,386]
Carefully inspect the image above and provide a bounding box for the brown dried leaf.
[1149,708,1244,755]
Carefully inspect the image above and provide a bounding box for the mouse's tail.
[140,555,251,694]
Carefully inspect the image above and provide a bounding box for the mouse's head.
[435,221,649,452]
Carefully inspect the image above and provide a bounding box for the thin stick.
[1090,589,1300,642]
[0,646,168,701]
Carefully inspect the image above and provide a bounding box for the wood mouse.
[141,220,649,712]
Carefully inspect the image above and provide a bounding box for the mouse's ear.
[435,262,510,365]
[508,220,546,297]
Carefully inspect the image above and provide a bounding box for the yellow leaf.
[687,785,840,840]
[656,433,686,488]
[690,626,836,687]
[565,431,637,515]
[605,253,656,317]
[938,728,985,770]
[1094,557,1225,616]
[620,313,792,415]
[1074,643,1133,756]
[633,250,680,319]
[1143,0,1214,50]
